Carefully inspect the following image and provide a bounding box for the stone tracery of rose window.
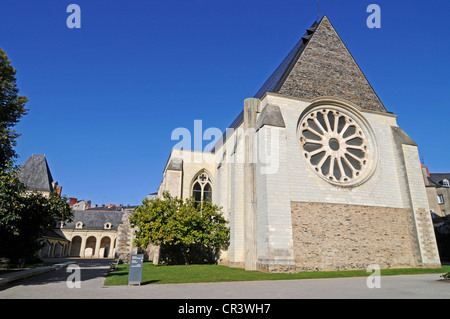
[299,108,371,185]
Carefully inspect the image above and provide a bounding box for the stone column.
[108,235,115,258]
[67,238,72,257]
[164,158,183,198]
[80,235,87,258]
[254,103,296,273]
[243,98,259,270]
[94,235,101,258]
[392,126,441,267]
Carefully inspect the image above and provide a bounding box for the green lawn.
[103,262,450,286]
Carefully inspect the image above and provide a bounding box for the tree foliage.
[0,48,28,168]
[0,164,73,261]
[130,192,230,264]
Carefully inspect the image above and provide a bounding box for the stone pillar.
[164,158,183,198]
[255,104,296,273]
[392,126,441,267]
[116,208,137,262]
[108,235,115,258]
[243,98,259,270]
[80,235,87,258]
[67,239,72,257]
[94,235,101,258]
[401,144,440,266]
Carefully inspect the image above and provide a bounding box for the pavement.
[0,258,449,299]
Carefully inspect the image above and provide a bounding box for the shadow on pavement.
[0,258,113,291]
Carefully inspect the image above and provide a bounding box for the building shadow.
[0,257,113,291]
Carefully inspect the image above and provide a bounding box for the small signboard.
[128,254,144,286]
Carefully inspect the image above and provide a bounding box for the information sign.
[128,254,144,286]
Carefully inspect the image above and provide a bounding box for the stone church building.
[157,16,441,272]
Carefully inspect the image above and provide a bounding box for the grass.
[103,262,450,286]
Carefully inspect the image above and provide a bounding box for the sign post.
[128,254,144,286]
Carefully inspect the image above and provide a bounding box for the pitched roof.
[64,210,124,230]
[42,229,70,241]
[429,173,450,187]
[210,15,387,153]
[254,20,319,99]
[255,15,386,113]
[18,154,55,192]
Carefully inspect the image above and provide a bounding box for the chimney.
[86,200,91,209]
[56,186,62,196]
[69,198,77,206]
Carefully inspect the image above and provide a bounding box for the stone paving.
[0,258,449,299]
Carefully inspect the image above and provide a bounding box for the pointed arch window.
[192,172,212,205]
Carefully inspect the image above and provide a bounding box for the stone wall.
[115,207,137,262]
[291,201,421,271]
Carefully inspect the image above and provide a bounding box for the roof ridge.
[254,19,320,99]
[254,15,386,113]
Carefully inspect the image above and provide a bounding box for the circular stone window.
[299,105,376,187]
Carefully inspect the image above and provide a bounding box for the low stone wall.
[291,201,421,271]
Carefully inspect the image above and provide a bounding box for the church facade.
[157,16,441,272]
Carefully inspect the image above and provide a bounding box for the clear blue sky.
[1,0,449,206]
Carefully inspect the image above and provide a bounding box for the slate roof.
[254,20,319,99]
[64,210,124,230]
[210,15,386,153]
[42,229,70,241]
[259,15,386,112]
[429,173,450,187]
[18,154,55,192]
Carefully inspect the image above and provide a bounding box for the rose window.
[299,108,371,185]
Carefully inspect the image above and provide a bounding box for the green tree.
[0,164,73,261]
[0,48,29,168]
[130,192,230,265]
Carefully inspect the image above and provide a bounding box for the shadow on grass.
[142,280,160,285]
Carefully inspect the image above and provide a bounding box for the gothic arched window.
[192,172,212,205]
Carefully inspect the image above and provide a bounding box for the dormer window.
[443,180,449,187]
[75,222,83,229]
[104,222,112,230]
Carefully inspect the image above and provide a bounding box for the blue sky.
[1,0,449,205]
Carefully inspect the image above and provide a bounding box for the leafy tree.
[0,48,28,168]
[130,192,230,265]
[0,164,73,261]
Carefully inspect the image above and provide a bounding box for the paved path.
[0,258,449,299]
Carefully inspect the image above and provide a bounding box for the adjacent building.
[18,154,70,259]
[422,166,450,218]
[18,154,137,260]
